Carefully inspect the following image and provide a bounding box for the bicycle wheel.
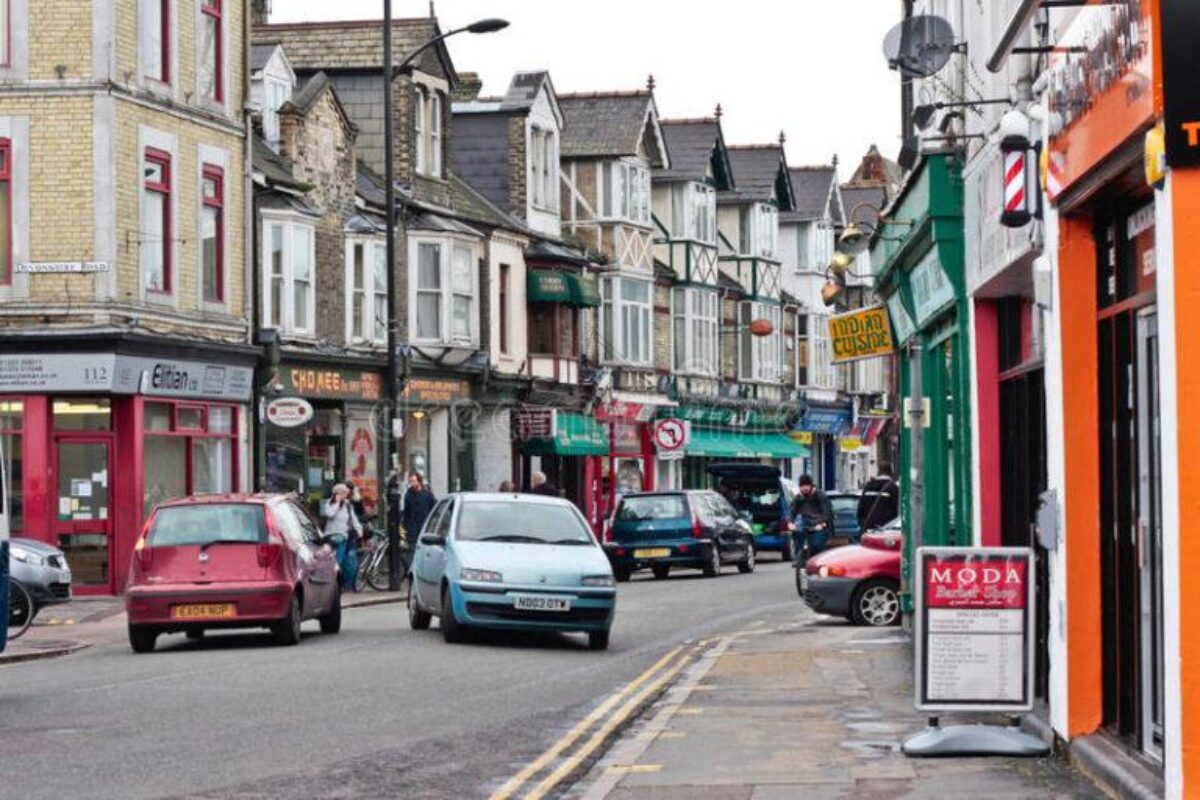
[365,544,391,591]
[8,579,34,641]
[354,548,372,592]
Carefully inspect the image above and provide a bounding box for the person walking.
[529,470,560,497]
[857,462,899,532]
[322,483,362,593]
[401,472,438,540]
[498,480,516,493]
[790,475,835,559]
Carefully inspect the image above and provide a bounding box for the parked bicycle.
[7,579,34,641]
[355,527,414,592]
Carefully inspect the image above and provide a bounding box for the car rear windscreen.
[148,505,265,547]
[615,495,688,522]
[456,502,593,544]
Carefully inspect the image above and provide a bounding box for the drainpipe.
[243,0,258,493]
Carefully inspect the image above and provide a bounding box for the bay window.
[262,218,315,335]
[199,0,222,102]
[141,148,172,293]
[739,301,782,382]
[672,287,719,375]
[346,238,388,343]
[601,161,651,225]
[670,182,716,242]
[412,238,478,345]
[200,164,223,303]
[141,0,170,84]
[739,203,778,259]
[530,127,558,211]
[602,277,652,365]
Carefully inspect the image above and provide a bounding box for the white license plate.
[513,595,571,612]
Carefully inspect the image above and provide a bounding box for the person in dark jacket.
[401,472,437,539]
[857,463,899,531]
[789,474,835,558]
[529,470,560,497]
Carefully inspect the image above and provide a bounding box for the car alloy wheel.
[738,543,756,574]
[703,544,722,578]
[273,594,302,646]
[852,579,900,627]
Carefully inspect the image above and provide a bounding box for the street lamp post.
[382,4,508,590]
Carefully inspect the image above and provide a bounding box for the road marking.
[675,707,704,715]
[657,731,686,739]
[605,764,662,775]
[523,651,696,800]
[488,645,685,800]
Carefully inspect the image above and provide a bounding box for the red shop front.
[0,350,254,595]
[590,400,658,532]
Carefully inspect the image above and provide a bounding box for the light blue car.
[407,493,617,650]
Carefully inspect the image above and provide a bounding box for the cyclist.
[789,474,835,562]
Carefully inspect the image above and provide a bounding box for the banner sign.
[915,547,1035,713]
[283,366,383,401]
[828,305,895,363]
[1161,0,1200,168]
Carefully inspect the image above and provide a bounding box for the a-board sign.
[914,547,1035,713]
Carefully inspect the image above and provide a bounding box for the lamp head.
[467,18,509,34]
[838,223,870,255]
[829,251,855,277]
[821,280,844,307]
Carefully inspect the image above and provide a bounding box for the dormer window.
[739,203,778,259]
[670,182,716,243]
[530,127,558,211]
[262,78,291,150]
[414,86,444,179]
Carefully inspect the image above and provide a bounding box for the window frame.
[142,0,171,84]
[410,236,480,346]
[141,399,239,517]
[429,91,442,178]
[142,147,173,294]
[200,163,223,303]
[199,0,223,103]
[261,216,317,336]
[414,86,426,175]
[739,301,783,382]
[601,276,653,367]
[344,237,388,345]
[0,137,10,286]
[499,263,511,354]
[671,286,719,376]
[599,160,650,225]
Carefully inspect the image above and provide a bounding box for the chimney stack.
[250,0,271,28]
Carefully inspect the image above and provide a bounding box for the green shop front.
[871,153,971,611]
[519,410,610,533]
[664,406,809,489]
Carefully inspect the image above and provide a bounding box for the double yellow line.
[490,645,698,800]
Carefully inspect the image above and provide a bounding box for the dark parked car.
[798,518,902,626]
[605,490,756,581]
[125,494,342,653]
[707,464,797,561]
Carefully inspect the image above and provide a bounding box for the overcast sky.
[268,0,902,175]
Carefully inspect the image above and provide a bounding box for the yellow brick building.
[0,1,257,595]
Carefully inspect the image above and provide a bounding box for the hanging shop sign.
[827,305,895,364]
[653,418,690,460]
[514,407,558,439]
[909,251,956,327]
[1159,0,1200,168]
[790,430,814,446]
[1046,0,1155,201]
[283,366,383,401]
[885,293,917,346]
[401,377,472,405]
[596,400,650,424]
[914,547,1035,713]
[795,404,852,436]
[839,437,864,453]
[265,397,314,428]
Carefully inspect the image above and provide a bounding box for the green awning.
[528,270,573,304]
[686,429,810,459]
[572,272,601,307]
[523,412,609,456]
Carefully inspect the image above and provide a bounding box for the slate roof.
[784,166,836,222]
[840,184,889,229]
[723,145,793,210]
[252,136,303,189]
[656,119,733,189]
[251,43,277,73]
[253,19,454,79]
[558,92,665,165]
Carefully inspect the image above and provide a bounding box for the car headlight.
[11,549,46,567]
[582,575,615,587]
[460,568,503,583]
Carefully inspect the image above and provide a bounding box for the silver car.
[10,538,72,610]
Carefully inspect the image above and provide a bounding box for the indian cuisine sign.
[827,305,895,364]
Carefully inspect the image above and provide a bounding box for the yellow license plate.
[634,548,671,559]
[172,603,235,620]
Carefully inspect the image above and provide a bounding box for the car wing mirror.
[419,534,446,547]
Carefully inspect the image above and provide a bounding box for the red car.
[797,520,902,627]
[125,494,341,653]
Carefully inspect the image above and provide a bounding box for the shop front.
[261,361,384,518]
[871,153,970,612]
[792,402,853,489]
[668,405,807,489]
[398,375,478,496]
[518,410,610,531]
[0,343,255,594]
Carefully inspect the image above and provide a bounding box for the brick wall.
[507,115,527,220]
[30,1,91,81]
[653,285,671,372]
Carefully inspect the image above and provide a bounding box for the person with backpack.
[790,474,835,560]
[857,462,899,532]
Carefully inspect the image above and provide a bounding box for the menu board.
[915,547,1034,713]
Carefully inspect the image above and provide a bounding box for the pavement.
[1,589,406,664]
[564,616,1108,800]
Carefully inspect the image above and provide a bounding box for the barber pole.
[1002,149,1030,227]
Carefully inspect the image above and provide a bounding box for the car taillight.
[257,542,283,568]
[133,516,155,570]
[692,515,704,539]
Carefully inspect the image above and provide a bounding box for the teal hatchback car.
[407,493,617,650]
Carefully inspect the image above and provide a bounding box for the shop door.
[306,436,341,517]
[53,436,113,594]
[1136,309,1164,761]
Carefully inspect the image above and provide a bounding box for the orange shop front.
[0,349,254,595]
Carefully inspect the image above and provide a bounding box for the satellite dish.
[884,15,959,78]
